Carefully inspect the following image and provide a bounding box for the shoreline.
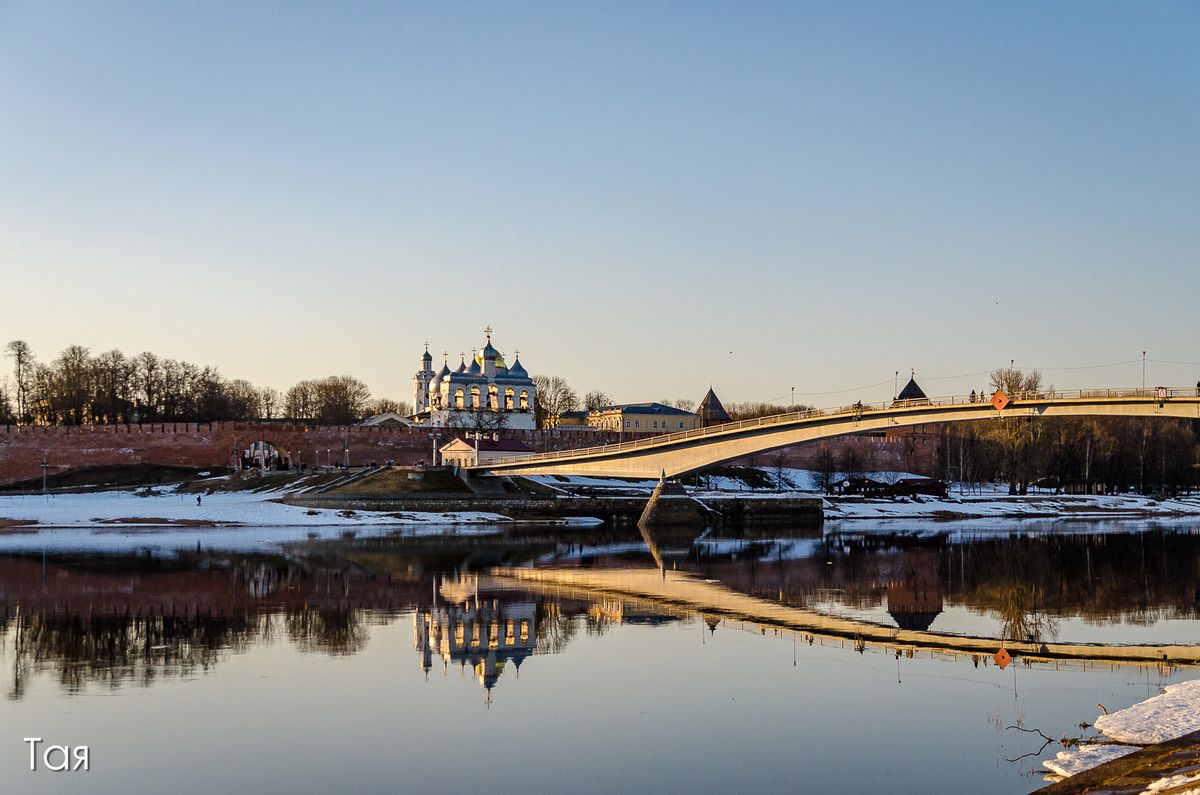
[3,486,1199,529]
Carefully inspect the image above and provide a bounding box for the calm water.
[3,520,1199,793]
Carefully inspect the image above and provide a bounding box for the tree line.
[0,341,409,426]
[944,367,1198,495]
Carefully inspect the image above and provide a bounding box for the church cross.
[484,325,493,341]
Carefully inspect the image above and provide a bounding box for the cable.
[777,356,1189,401]
[1150,358,1200,367]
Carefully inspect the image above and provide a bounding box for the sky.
[1,1,1197,407]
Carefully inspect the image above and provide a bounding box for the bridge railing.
[488,386,1198,468]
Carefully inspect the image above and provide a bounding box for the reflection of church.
[414,587,536,698]
[412,328,538,431]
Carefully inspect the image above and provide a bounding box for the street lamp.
[41,457,49,495]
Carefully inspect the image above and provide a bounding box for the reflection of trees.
[4,612,267,700]
[534,603,578,654]
[996,583,1058,643]
[285,608,368,655]
[3,608,380,700]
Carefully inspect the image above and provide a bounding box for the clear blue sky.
[1,1,1197,405]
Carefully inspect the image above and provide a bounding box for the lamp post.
[1142,351,1147,392]
[41,457,48,495]
[791,386,795,411]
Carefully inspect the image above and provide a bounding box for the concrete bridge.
[476,387,1200,479]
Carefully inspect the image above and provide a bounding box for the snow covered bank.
[827,493,1200,521]
[1094,680,1200,745]
[0,486,516,529]
[1044,679,1200,783]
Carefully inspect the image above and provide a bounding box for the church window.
[454,389,465,409]
[635,420,639,428]
[519,391,529,410]
[505,388,515,411]
[488,385,498,410]
[470,386,480,409]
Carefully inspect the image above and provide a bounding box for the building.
[894,373,929,405]
[587,402,699,433]
[554,410,589,428]
[439,435,535,468]
[697,388,731,427]
[412,328,538,431]
[357,411,413,428]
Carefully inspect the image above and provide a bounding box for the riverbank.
[824,493,1200,521]
[4,479,1198,530]
[0,485,538,529]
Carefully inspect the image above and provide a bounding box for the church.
[411,328,538,430]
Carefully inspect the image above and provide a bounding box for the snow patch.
[1043,744,1137,778]
[1094,680,1200,745]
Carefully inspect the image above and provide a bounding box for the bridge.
[476,387,1200,479]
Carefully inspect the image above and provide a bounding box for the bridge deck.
[477,387,1200,478]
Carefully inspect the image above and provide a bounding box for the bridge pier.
[638,480,714,527]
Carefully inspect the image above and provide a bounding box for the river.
[2,518,1198,792]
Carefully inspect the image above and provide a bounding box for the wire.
[1026,359,1142,372]
[1150,358,1200,367]
[777,356,1192,401]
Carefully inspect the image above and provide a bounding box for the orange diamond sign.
[991,389,1009,412]
[994,647,1012,669]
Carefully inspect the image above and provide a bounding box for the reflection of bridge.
[476,388,1200,478]
[493,566,1200,665]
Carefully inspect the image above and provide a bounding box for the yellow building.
[587,402,699,433]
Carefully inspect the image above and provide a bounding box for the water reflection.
[3,522,1200,702]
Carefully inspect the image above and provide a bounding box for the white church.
[412,328,538,431]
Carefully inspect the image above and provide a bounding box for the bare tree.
[364,397,412,417]
[661,397,696,413]
[987,367,1048,494]
[583,390,612,412]
[840,444,866,483]
[0,378,15,425]
[5,340,34,424]
[533,375,578,428]
[259,388,282,420]
[815,444,839,494]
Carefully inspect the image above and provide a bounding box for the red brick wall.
[0,423,631,486]
[0,422,943,486]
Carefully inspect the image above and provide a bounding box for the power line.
[1149,358,1200,367]
[777,357,1195,400]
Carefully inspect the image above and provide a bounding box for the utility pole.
[790,386,795,411]
[894,371,898,399]
[1142,350,1147,391]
